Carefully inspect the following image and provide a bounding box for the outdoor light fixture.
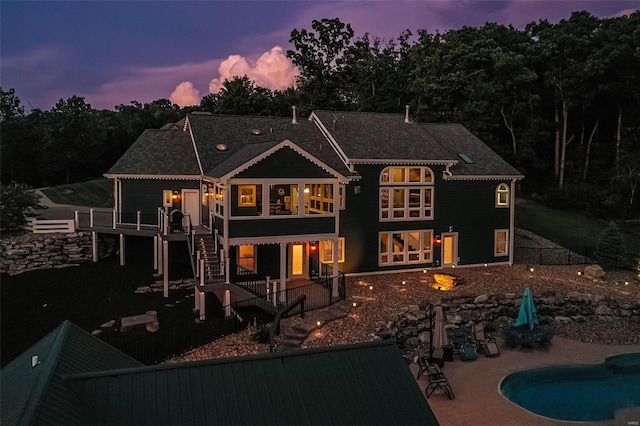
[310,243,317,251]
[423,269,427,273]
[578,272,582,276]
[352,302,357,307]
[402,280,406,285]
[625,281,629,286]
[484,264,488,267]
[369,285,373,290]
[317,321,321,327]
[529,267,535,272]
[435,235,442,244]
[172,191,179,200]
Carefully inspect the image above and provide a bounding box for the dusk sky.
[2,1,638,111]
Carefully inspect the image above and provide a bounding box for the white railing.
[24,217,76,234]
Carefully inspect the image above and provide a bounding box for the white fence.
[24,217,76,234]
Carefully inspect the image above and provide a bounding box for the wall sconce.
[435,235,442,244]
[354,186,361,194]
[310,243,317,252]
[172,190,179,200]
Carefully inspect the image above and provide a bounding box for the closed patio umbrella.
[432,304,449,351]
[515,287,539,330]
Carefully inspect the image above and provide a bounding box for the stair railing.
[269,294,306,352]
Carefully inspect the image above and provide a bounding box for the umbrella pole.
[429,303,434,358]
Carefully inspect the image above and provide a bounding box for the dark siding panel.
[121,179,200,215]
[235,147,334,178]
[229,217,335,238]
[340,164,513,273]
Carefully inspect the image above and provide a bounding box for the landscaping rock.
[584,264,605,280]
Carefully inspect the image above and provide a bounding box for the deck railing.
[75,208,193,235]
[103,278,346,365]
[24,217,75,233]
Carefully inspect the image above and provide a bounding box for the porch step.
[279,337,307,348]
[293,322,319,334]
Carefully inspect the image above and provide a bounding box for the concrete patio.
[414,336,640,426]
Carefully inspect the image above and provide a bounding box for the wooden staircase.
[197,233,224,283]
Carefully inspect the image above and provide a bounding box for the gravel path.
[171,264,639,363]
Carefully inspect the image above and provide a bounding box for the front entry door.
[183,189,200,226]
[289,243,307,278]
[441,233,458,267]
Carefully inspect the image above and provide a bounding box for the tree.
[0,87,25,123]
[287,18,355,113]
[594,221,627,269]
[0,182,46,235]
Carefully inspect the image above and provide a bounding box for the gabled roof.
[0,321,142,426]
[2,322,439,426]
[105,129,201,178]
[311,110,454,163]
[186,113,354,180]
[312,110,523,179]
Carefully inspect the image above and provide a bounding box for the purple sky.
[2,1,638,111]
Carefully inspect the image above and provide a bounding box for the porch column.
[92,232,98,262]
[279,242,287,305]
[332,238,339,297]
[157,236,163,273]
[163,240,169,298]
[119,234,125,266]
[153,236,158,270]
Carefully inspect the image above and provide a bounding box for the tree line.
[2,11,639,219]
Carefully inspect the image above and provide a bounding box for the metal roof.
[66,339,438,426]
[3,321,439,426]
[0,321,142,426]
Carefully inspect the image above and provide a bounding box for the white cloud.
[170,81,201,107]
[208,46,298,94]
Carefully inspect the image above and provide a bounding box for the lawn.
[0,237,194,367]
[516,198,640,255]
[40,178,113,208]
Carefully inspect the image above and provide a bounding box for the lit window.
[238,245,256,273]
[495,230,508,256]
[306,183,333,214]
[238,185,256,207]
[380,167,434,221]
[496,183,510,207]
[320,238,345,263]
[379,230,433,265]
[163,190,173,207]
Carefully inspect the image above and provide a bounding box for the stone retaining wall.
[0,233,116,275]
[377,292,640,353]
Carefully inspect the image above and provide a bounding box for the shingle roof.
[312,110,522,178]
[106,129,201,177]
[0,321,142,426]
[66,339,438,426]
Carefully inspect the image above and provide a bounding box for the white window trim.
[494,229,509,256]
[496,183,510,208]
[320,237,345,264]
[380,166,434,222]
[379,230,433,266]
[379,187,433,221]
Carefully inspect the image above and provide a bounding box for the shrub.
[594,221,628,269]
[0,182,46,235]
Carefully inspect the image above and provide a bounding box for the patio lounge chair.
[450,326,477,361]
[424,363,455,400]
[473,322,500,358]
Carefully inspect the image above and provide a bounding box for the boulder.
[583,264,605,280]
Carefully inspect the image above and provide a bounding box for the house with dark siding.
[99,108,522,298]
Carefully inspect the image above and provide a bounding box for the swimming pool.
[500,353,640,422]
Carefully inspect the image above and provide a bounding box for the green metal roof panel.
[0,321,142,426]
[67,340,439,426]
[106,129,200,176]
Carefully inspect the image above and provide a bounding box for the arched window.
[380,167,434,221]
[496,183,510,207]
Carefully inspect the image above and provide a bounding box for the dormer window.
[496,183,510,207]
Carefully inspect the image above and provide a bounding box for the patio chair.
[450,326,477,362]
[425,364,455,400]
[473,322,500,358]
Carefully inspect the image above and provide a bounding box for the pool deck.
[414,336,640,426]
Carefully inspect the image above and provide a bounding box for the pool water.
[500,353,640,422]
